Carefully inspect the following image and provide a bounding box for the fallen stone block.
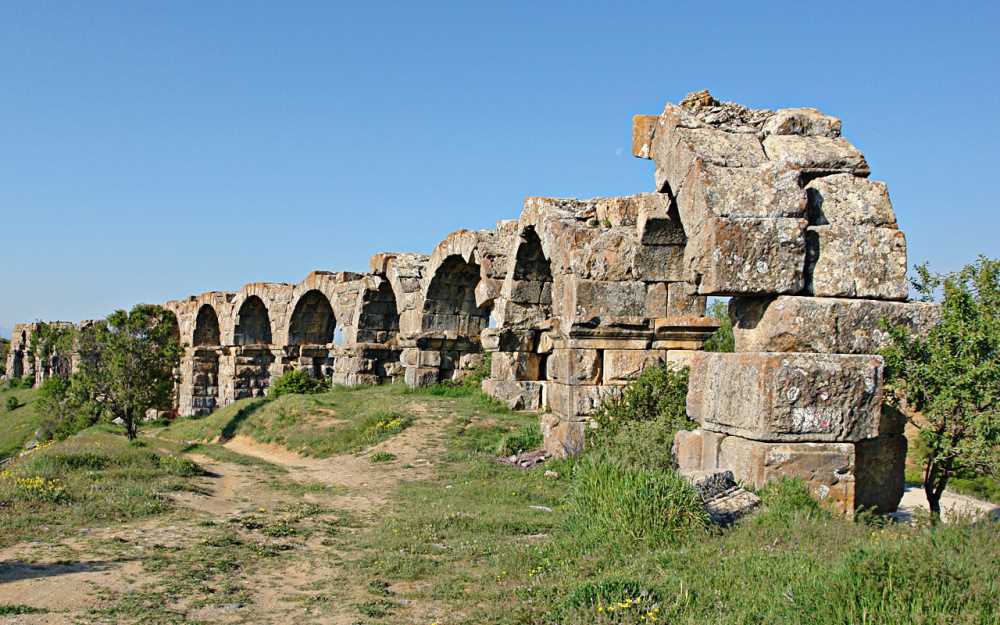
[805,173,896,227]
[805,225,908,300]
[679,469,762,526]
[687,352,883,442]
[763,135,870,177]
[719,436,857,515]
[731,296,941,354]
[684,216,807,296]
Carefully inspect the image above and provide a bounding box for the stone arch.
[288,290,336,346]
[357,280,399,344]
[507,226,554,327]
[421,254,491,337]
[193,305,221,347]
[234,296,273,346]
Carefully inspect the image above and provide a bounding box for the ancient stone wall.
[7,90,939,514]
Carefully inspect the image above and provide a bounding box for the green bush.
[268,369,330,399]
[567,457,709,547]
[5,377,33,391]
[703,298,734,352]
[494,421,542,456]
[587,363,693,471]
[5,396,19,411]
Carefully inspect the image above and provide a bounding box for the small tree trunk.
[925,461,942,524]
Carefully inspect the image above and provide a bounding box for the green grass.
[345,394,1000,625]
[161,385,419,457]
[0,428,205,547]
[0,387,46,460]
[0,603,47,615]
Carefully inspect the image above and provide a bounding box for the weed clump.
[494,422,543,456]
[269,369,330,399]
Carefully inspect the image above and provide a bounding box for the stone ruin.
[4,91,940,514]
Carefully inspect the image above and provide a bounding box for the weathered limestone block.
[602,349,668,384]
[805,225,908,300]
[805,174,896,227]
[404,366,439,387]
[763,135,870,177]
[855,433,907,513]
[666,282,707,317]
[547,348,602,385]
[632,114,658,158]
[653,112,767,193]
[481,328,536,352]
[687,352,883,442]
[679,469,762,526]
[762,108,842,138]
[685,217,807,295]
[400,348,442,368]
[673,428,726,471]
[482,379,544,411]
[635,244,686,282]
[490,351,543,381]
[636,193,685,245]
[562,277,648,324]
[594,193,666,228]
[731,296,941,354]
[675,161,807,231]
[665,349,698,371]
[719,436,856,514]
[547,382,621,419]
[644,282,668,319]
[541,414,587,458]
[458,352,484,370]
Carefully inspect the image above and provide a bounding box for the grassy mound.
[0,387,45,460]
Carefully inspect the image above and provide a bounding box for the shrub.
[494,422,543,456]
[269,369,331,399]
[5,396,19,412]
[703,298,734,352]
[590,363,691,441]
[567,457,709,547]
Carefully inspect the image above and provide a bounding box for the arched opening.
[193,305,221,347]
[422,255,490,337]
[289,290,336,346]
[234,296,272,346]
[357,281,400,344]
[509,226,554,326]
[19,330,26,348]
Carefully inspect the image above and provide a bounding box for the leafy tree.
[0,337,9,376]
[35,375,101,441]
[703,299,734,353]
[75,305,181,440]
[881,257,1000,519]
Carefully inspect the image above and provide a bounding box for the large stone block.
[490,351,543,381]
[547,348,602,385]
[602,349,668,384]
[805,173,896,227]
[763,135,870,177]
[632,114,658,159]
[805,225,908,300]
[684,217,807,296]
[482,379,544,411]
[404,366,439,387]
[562,278,649,325]
[687,352,883,442]
[635,245,686,282]
[731,296,941,354]
[675,161,807,230]
[673,428,726,471]
[855,434,906,513]
[547,382,621,419]
[666,282,707,317]
[653,116,767,193]
[762,108,842,138]
[719,436,856,514]
[637,194,686,245]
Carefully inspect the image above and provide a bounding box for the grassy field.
[0,383,997,624]
[0,386,45,460]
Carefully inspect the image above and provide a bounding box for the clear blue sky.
[2,1,998,337]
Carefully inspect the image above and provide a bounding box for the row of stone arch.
[191,289,345,348]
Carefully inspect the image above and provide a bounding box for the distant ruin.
[4,91,940,514]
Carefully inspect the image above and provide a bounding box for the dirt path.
[894,485,999,522]
[0,400,451,624]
